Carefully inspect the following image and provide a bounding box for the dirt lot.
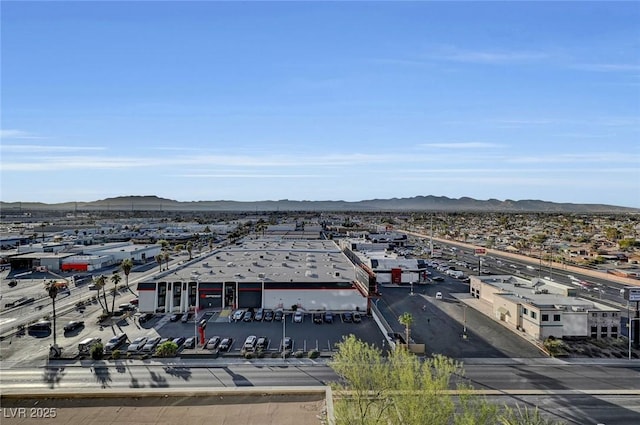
[0,394,328,425]
[545,337,640,359]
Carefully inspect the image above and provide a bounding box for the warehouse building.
[137,239,370,314]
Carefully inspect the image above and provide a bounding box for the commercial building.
[470,275,621,340]
[136,239,369,315]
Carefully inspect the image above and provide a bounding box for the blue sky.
[1,1,639,207]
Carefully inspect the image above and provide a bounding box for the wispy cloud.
[573,63,640,72]
[174,173,324,179]
[2,144,106,153]
[0,129,47,140]
[419,142,503,149]
[426,46,548,64]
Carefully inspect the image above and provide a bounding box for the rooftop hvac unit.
[258,272,265,279]
[334,271,340,277]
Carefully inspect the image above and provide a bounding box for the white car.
[231,309,245,321]
[293,311,303,323]
[126,336,148,352]
[435,292,443,300]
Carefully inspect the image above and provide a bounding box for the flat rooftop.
[156,239,356,283]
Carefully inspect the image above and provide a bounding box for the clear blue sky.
[2,1,639,207]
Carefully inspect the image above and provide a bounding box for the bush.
[255,350,265,358]
[111,349,121,360]
[155,341,179,358]
[294,350,305,358]
[244,352,254,359]
[308,350,320,359]
[90,343,104,360]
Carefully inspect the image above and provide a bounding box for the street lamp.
[462,304,468,339]
[282,310,287,360]
[410,281,414,296]
[628,317,640,360]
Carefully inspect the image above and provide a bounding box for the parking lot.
[155,308,383,355]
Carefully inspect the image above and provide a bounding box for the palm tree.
[186,241,193,260]
[121,259,135,295]
[398,312,414,348]
[110,272,122,315]
[155,254,163,272]
[94,275,109,315]
[164,251,170,270]
[44,280,65,347]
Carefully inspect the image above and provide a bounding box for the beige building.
[470,275,620,340]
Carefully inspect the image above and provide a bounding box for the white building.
[470,275,620,340]
[137,239,368,314]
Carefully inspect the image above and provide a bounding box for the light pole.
[410,281,414,296]
[282,310,287,360]
[628,317,640,360]
[462,304,468,339]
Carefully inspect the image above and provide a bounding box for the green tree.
[90,343,104,360]
[330,335,564,425]
[399,312,413,347]
[110,272,122,315]
[604,227,621,242]
[155,341,179,357]
[120,259,135,295]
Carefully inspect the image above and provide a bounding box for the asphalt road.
[2,360,639,424]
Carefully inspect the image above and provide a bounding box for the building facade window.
[531,311,537,319]
[523,307,528,315]
[542,314,549,322]
[600,326,608,337]
[553,314,561,322]
[611,326,618,338]
[590,326,597,338]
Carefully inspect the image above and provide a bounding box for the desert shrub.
[90,343,104,360]
[308,350,320,359]
[111,349,121,360]
[294,350,305,358]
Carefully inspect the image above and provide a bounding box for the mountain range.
[1,196,637,213]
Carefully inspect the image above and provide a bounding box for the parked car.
[281,337,293,351]
[324,312,334,323]
[218,337,233,351]
[181,312,191,323]
[206,336,221,350]
[254,309,264,321]
[169,313,181,322]
[256,336,268,350]
[63,320,85,332]
[142,336,161,353]
[433,276,445,282]
[232,309,245,321]
[274,310,283,321]
[139,313,154,324]
[342,312,353,323]
[353,312,362,323]
[242,311,253,322]
[263,309,274,322]
[435,292,443,300]
[243,335,257,351]
[119,303,136,312]
[293,311,303,323]
[313,313,323,324]
[183,337,196,349]
[104,333,128,353]
[172,337,186,349]
[126,336,148,353]
[129,298,139,305]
